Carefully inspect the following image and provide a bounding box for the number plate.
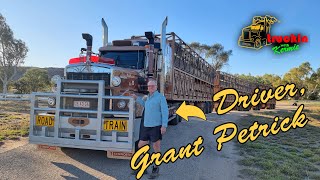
[107,151,133,160]
[74,101,90,108]
[36,115,55,127]
[104,120,128,132]
[37,145,57,150]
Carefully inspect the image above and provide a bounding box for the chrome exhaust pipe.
[82,33,93,72]
[160,16,168,94]
[102,18,108,46]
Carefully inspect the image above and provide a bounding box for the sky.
[0,0,319,77]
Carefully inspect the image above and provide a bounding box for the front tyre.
[169,115,180,125]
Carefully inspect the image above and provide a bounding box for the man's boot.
[148,166,159,179]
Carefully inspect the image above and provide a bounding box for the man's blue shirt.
[136,91,169,128]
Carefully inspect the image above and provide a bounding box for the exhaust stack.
[145,31,155,77]
[102,18,108,46]
[82,33,93,65]
[161,16,168,56]
[159,16,168,94]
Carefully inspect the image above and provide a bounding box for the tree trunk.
[2,81,7,94]
[307,84,318,99]
[1,67,18,94]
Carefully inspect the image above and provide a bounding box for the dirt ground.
[0,137,29,154]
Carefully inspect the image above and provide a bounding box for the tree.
[189,42,210,58]
[14,68,50,93]
[234,73,265,86]
[0,13,28,93]
[12,78,28,94]
[306,67,320,100]
[189,42,232,71]
[259,74,282,87]
[283,62,314,99]
[283,62,312,84]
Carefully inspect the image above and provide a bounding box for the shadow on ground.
[52,162,100,180]
[60,147,133,180]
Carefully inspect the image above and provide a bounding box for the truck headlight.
[48,97,56,106]
[117,100,126,109]
[112,76,121,87]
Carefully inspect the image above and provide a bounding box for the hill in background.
[12,67,64,81]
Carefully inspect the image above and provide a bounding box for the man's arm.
[160,96,169,128]
[136,97,145,107]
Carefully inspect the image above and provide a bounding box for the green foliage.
[234,73,265,85]
[13,68,50,93]
[307,67,320,99]
[235,73,285,88]
[283,62,312,86]
[12,79,29,94]
[235,62,319,100]
[259,74,283,87]
[283,62,319,100]
[189,42,232,71]
[0,13,28,94]
[308,91,319,100]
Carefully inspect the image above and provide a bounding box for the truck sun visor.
[69,56,115,65]
[69,56,99,64]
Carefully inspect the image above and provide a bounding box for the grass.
[235,100,320,180]
[0,101,30,113]
[0,101,30,142]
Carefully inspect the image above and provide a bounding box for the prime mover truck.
[28,17,215,159]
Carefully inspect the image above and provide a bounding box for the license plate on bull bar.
[104,120,128,132]
[36,115,55,127]
[74,101,90,108]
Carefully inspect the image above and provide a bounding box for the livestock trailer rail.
[213,71,276,111]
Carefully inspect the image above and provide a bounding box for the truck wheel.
[254,38,262,49]
[169,115,179,126]
[134,140,139,152]
[204,102,209,114]
[209,102,213,113]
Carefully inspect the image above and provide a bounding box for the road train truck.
[29,17,215,159]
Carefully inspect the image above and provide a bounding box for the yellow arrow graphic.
[175,101,207,121]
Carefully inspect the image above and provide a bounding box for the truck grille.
[66,72,110,84]
[65,73,111,110]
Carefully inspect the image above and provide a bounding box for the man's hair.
[148,79,157,86]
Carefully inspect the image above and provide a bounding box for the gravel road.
[0,111,245,180]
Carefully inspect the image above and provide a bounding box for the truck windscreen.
[101,51,145,69]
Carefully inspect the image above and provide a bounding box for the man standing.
[131,79,169,179]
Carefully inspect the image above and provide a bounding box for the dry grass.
[0,101,30,113]
[236,100,320,180]
[0,101,30,142]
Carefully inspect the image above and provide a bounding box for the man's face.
[147,81,157,94]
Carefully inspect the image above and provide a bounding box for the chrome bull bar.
[29,80,136,152]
